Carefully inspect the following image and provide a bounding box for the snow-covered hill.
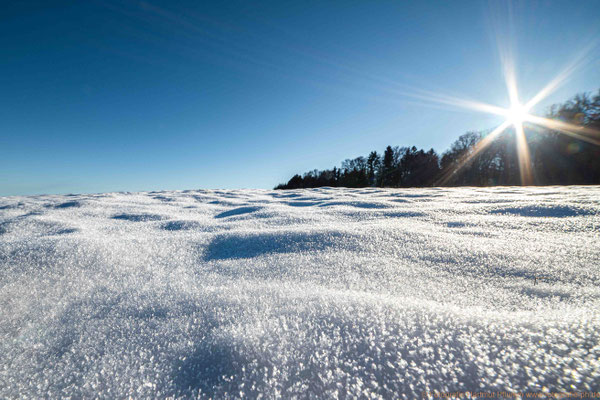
[1,186,599,398]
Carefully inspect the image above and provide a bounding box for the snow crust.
[1,186,599,398]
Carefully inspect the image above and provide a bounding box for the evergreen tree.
[367,151,380,186]
[381,146,395,187]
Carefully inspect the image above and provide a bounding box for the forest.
[275,90,600,189]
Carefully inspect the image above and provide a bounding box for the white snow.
[0,186,599,398]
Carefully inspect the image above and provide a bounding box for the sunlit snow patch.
[1,186,599,398]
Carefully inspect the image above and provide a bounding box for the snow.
[0,186,599,398]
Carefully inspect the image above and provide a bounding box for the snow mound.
[1,186,599,398]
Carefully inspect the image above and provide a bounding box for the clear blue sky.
[1,0,599,195]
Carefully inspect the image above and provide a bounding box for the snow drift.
[0,186,599,398]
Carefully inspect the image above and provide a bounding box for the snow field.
[0,186,599,397]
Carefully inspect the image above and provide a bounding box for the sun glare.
[506,102,529,125]
[427,46,600,186]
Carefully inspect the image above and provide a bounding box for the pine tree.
[381,146,394,187]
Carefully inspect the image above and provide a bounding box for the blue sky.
[1,0,599,196]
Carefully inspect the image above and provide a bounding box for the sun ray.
[525,115,600,146]
[438,120,512,186]
[401,88,510,117]
[514,121,533,185]
[503,59,520,109]
[525,65,578,110]
[525,42,598,110]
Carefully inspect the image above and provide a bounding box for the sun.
[425,51,600,186]
[506,102,529,126]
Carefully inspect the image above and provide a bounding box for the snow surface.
[0,186,599,398]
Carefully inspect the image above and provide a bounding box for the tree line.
[275,90,600,189]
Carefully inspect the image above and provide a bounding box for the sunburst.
[428,47,600,186]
